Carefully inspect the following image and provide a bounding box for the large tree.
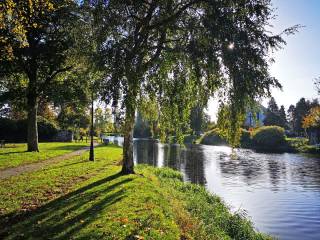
[93,0,296,174]
[0,1,81,151]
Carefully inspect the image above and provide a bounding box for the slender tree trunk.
[27,93,39,152]
[121,110,135,174]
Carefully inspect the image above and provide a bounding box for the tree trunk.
[121,110,135,174]
[26,71,39,152]
[27,94,39,152]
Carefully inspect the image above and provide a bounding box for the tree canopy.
[90,0,297,173]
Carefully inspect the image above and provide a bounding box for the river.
[131,139,320,240]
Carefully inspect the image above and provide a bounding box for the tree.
[190,105,209,136]
[57,104,90,131]
[302,106,320,129]
[287,104,295,131]
[279,105,288,129]
[133,112,152,138]
[0,1,79,151]
[294,98,311,135]
[94,106,113,136]
[93,0,296,174]
[263,97,282,126]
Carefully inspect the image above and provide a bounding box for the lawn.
[0,145,271,240]
[0,142,88,170]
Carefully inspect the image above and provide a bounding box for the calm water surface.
[132,139,320,240]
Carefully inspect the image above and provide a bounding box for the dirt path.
[0,143,100,180]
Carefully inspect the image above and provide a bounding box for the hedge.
[200,128,228,146]
[251,126,286,152]
[0,117,59,142]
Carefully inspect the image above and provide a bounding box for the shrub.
[240,129,252,148]
[252,126,286,152]
[199,128,227,146]
[0,117,59,142]
[183,134,198,144]
[37,116,59,141]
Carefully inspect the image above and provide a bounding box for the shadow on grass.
[0,151,28,156]
[47,145,88,151]
[0,172,131,239]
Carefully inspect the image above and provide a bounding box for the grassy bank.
[0,145,271,240]
[0,142,88,170]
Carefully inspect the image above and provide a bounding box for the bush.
[183,134,198,144]
[240,129,252,148]
[200,128,227,146]
[37,117,59,141]
[252,126,286,152]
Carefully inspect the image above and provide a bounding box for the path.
[0,143,100,180]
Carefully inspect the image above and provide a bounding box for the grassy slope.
[0,145,271,240]
[0,142,88,170]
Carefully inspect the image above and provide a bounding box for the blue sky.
[207,0,320,120]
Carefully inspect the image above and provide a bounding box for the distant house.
[243,104,267,128]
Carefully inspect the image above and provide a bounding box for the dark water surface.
[133,139,320,240]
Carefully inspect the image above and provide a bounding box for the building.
[243,104,267,128]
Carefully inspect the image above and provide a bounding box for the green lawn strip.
[0,145,271,240]
[0,146,181,240]
[0,142,88,170]
[152,167,273,240]
[0,145,122,215]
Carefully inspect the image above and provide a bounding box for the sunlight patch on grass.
[0,142,88,169]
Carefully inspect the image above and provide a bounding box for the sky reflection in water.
[133,139,320,240]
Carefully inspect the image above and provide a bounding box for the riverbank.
[194,127,320,155]
[0,145,271,239]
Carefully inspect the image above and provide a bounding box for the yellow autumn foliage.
[302,106,320,129]
[0,0,69,60]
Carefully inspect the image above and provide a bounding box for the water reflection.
[133,139,320,240]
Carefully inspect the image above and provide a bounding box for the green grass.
[0,142,88,170]
[0,145,271,240]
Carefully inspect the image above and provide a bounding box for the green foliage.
[240,129,252,148]
[133,112,152,138]
[94,0,295,152]
[217,104,245,147]
[154,167,184,182]
[289,98,319,134]
[263,97,287,128]
[200,128,228,146]
[57,104,90,131]
[252,126,286,152]
[286,137,320,154]
[183,134,198,144]
[94,107,113,135]
[37,116,59,141]
[0,117,59,142]
[190,105,209,135]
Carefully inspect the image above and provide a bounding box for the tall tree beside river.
[92,0,297,174]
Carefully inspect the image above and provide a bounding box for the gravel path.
[0,144,99,180]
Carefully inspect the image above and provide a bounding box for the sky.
[207,0,320,121]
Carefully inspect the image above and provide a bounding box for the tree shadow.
[0,151,28,156]
[48,145,88,151]
[0,172,131,239]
